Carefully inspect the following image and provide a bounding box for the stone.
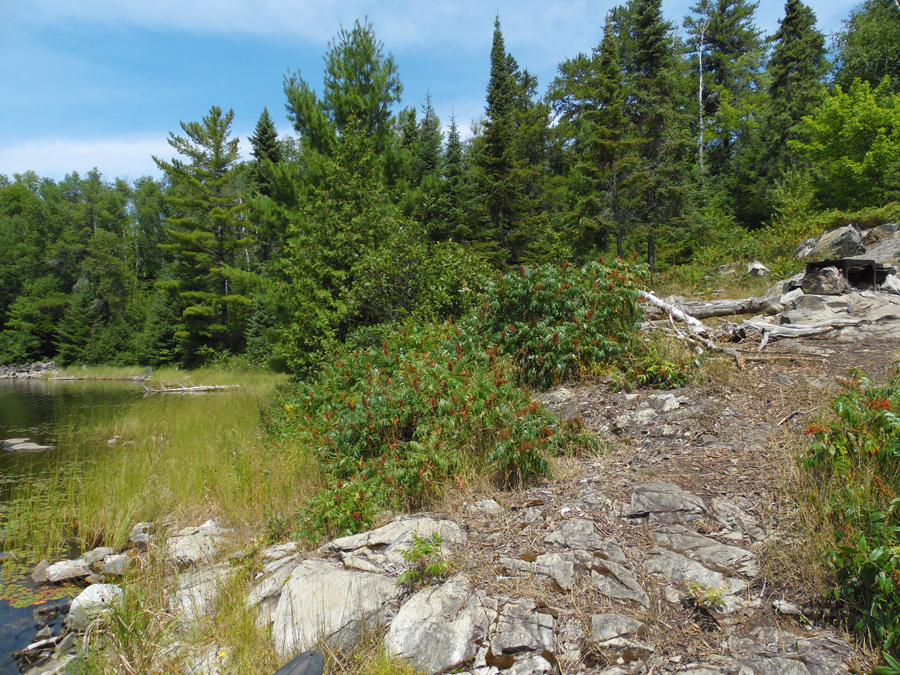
[173,564,234,623]
[862,222,899,245]
[801,267,848,295]
[626,483,706,525]
[167,522,230,568]
[506,654,555,675]
[591,560,650,608]
[747,261,770,277]
[491,599,555,655]
[643,548,747,595]
[248,554,303,624]
[711,499,765,542]
[564,488,611,513]
[726,627,856,675]
[67,584,122,631]
[766,272,804,297]
[650,525,758,577]
[646,393,692,412]
[81,547,113,566]
[798,224,866,260]
[45,559,90,584]
[272,559,401,656]
[613,409,658,429]
[499,551,586,590]
[591,613,646,643]
[323,517,465,572]
[882,274,900,295]
[467,499,503,516]
[386,575,497,674]
[544,519,626,562]
[779,288,804,309]
[101,554,130,576]
[262,542,299,560]
[5,441,53,452]
[31,559,50,585]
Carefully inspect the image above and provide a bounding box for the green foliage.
[834,0,900,94]
[467,259,649,388]
[802,367,900,655]
[397,533,451,587]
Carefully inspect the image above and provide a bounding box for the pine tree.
[153,106,252,366]
[248,107,281,197]
[414,91,443,186]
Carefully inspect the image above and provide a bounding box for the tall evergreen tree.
[248,107,281,197]
[153,106,252,366]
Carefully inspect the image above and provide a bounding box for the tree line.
[1,0,898,370]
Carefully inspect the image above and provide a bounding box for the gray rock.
[591,560,650,608]
[173,564,234,624]
[626,483,706,525]
[727,627,856,675]
[801,267,848,295]
[711,498,765,542]
[747,261,770,277]
[798,224,866,260]
[272,559,401,656]
[544,519,626,562]
[167,520,231,569]
[468,499,503,516]
[499,551,586,590]
[650,525,758,577]
[31,559,50,585]
[67,584,122,631]
[780,288,804,308]
[563,488,611,513]
[262,542,298,560]
[101,554,130,576]
[766,272,805,297]
[386,575,497,674]
[324,517,465,572]
[4,441,54,452]
[643,548,748,595]
[491,599,555,655]
[82,547,113,566]
[862,222,899,246]
[45,559,90,584]
[248,554,302,623]
[506,654,555,675]
[882,274,900,295]
[614,409,658,429]
[591,613,646,643]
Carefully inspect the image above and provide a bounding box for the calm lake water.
[0,378,145,674]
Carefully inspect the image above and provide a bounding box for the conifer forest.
[2,0,899,372]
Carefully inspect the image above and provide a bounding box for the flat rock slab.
[643,548,748,596]
[651,525,758,578]
[386,575,497,674]
[490,598,555,656]
[544,519,625,562]
[591,613,646,643]
[726,628,856,675]
[272,559,401,657]
[168,520,232,569]
[248,554,303,623]
[626,483,707,525]
[67,583,122,631]
[591,560,650,608]
[45,559,90,583]
[173,564,235,624]
[3,441,54,452]
[323,517,465,572]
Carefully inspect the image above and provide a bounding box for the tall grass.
[2,370,319,559]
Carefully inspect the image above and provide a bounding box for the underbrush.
[801,366,900,662]
[269,259,693,540]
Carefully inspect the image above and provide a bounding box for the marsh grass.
[2,370,318,559]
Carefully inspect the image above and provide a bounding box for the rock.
[45,559,90,584]
[262,542,299,560]
[506,654,555,675]
[801,267,848,295]
[101,554,130,576]
[766,272,805,297]
[798,224,866,260]
[248,554,303,623]
[614,409,658,429]
[795,237,819,258]
[626,483,706,525]
[650,525,758,577]
[467,499,503,516]
[544,519,626,562]
[67,584,122,631]
[563,488,610,513]
[591,560,650,608]
[499,551,585,590]
[82,547,113,566]
[167,521,231,569]
[491,599,555,656]
[862,222,899,246]
[272,559,401,657]
[173,564,234,623]
[747,261,770,277]
[643,548,748,596]
[591,613,646,643]
[273,650,326,675]
[779,288,804,309]
[727,627,856,675]
[4,441,54,452]
[882,274,900,295]
[711,499,765,542]
[386,575,497,674]
[646,392,692,412]
[324,517,465,573]
[31,559,50,585]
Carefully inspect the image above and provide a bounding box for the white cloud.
[0,136,172,183]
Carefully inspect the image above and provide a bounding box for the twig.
[777,407,819,426]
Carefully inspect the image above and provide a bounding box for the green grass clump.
[802,366,900,658]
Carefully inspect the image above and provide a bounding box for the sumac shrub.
[803,367,900,656]
[466,260,648,388]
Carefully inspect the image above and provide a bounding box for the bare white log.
[652,296,782,320]
[742,317,866,342]
[141,384,240,395]
[640,291,711,335]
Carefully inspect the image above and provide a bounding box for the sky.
[1,0,859,184]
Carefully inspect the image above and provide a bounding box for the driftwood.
[646,296,781,320]
[141,383,240,395]
[742,317,866,350]
[640,291,710,335]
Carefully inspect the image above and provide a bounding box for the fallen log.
[742,317,866,340]
[645,296,782,320]
[639,291,710,335]
[141,384,240,395]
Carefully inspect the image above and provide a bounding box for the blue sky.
[1,0,858,183]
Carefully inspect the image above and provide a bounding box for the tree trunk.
[647,235,656,272]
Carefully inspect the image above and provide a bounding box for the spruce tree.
[248,107,281,197]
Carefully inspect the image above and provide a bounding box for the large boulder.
[67,584,123,630]
[386,575,497,674]
[272,559,401,657]
[798,224,866,261]
[800,267,848,295]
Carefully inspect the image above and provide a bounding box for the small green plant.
[876,652,900,675]
[397,533,450,587]
[686,581,726,610]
